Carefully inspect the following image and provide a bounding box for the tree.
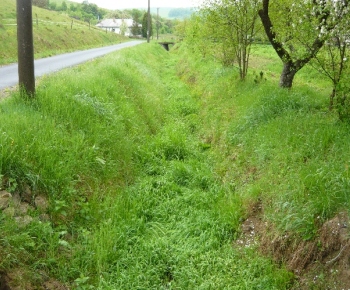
[32,0,49,9]
[70,3,77,12]
[97,8,107,20]
[81,3,99,18]
[120,20,128,36]
[49,2,57,10]
[174,18,189,41]
[142,12,152,38]
[165,19,177,33]
[309,6,350,111]
[131,9,142,36]
[61,1,67,11]
[193,0,260,80]
[107,11,122,19]
[258,0,349,88]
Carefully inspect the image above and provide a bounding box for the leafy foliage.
[310,15,350,111]
[130,9,142,36]
[178,0,260,80]
[32,0,49,9]
[142,12,153,38]
[259,0,350,88]
[44,0,106,22]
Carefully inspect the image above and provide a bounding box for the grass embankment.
[179,43,349,240]
[0,0,127,65]
[177,43,350,287]
[0,44,293,288]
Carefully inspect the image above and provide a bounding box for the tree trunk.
[329,87,336,111]
[259,0,328,89]
[279,62,297,88]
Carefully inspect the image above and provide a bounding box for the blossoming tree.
[259,0,349,88]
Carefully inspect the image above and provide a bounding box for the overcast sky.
[69,0,203,10]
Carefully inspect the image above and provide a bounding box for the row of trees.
[33,0,107,23]
[126,10,177,37]
[178,0,350,114]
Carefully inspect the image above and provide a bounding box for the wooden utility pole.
[17,0,35,96]
[147,0,150,43]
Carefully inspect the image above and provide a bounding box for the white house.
[96,19,140,37]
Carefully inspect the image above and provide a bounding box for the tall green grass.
[229,91,350,239]
[0,43,292,288]
[175,42,350,244]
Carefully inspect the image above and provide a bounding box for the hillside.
[150,7,195,19]
[0,0,127,65]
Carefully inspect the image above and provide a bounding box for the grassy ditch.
[0,44,293,288]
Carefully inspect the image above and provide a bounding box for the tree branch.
[258,0,292,64]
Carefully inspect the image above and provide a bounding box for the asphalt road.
[0,40,144,90]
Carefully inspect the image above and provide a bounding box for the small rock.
[0,191,12,210]
[16,202,35,216]
[21,184,33,203]
[12,192,21,206]
[39,214,50,222]
[242,219,255,233]
[2,207,15,217]
[15,215,33,227]
[35,195,49,212]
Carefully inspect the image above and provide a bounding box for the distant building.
[96,19,141,37]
